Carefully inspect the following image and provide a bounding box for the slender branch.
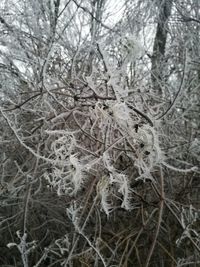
[157,49,188,120]
[127,103,154,127]
[72,0,118,33]
[3,93,41,112]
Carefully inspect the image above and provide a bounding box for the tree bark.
[151,0,173,94]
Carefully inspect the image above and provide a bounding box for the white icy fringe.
[100,153,133,212]
[176,205,200,247]
[177,256,200,267]
[69,155,85,194]
[110,173,132,210]
[96,176,113,216]
[44,130,87,196]
[44,153,85,196]
[42,42,196,218]
[96,172,132,215]
[7,231,36,267]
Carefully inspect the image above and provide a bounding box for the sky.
[105,0,125,26]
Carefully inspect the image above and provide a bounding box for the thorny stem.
[122,208,158,266]
[144,167,165,267]
[64,177,99,266]
[165,200,200,253]
[22,182,31,235]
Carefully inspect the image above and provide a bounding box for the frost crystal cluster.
[0,0,199,266]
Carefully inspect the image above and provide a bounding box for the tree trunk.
[151,0,173,95]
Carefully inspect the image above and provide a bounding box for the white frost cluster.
[121,35,142,62]
[110,172,132,210]
[176,205,200,247]
[96,176,113,216]
[44,154,85,196]
[99,152,133,213]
